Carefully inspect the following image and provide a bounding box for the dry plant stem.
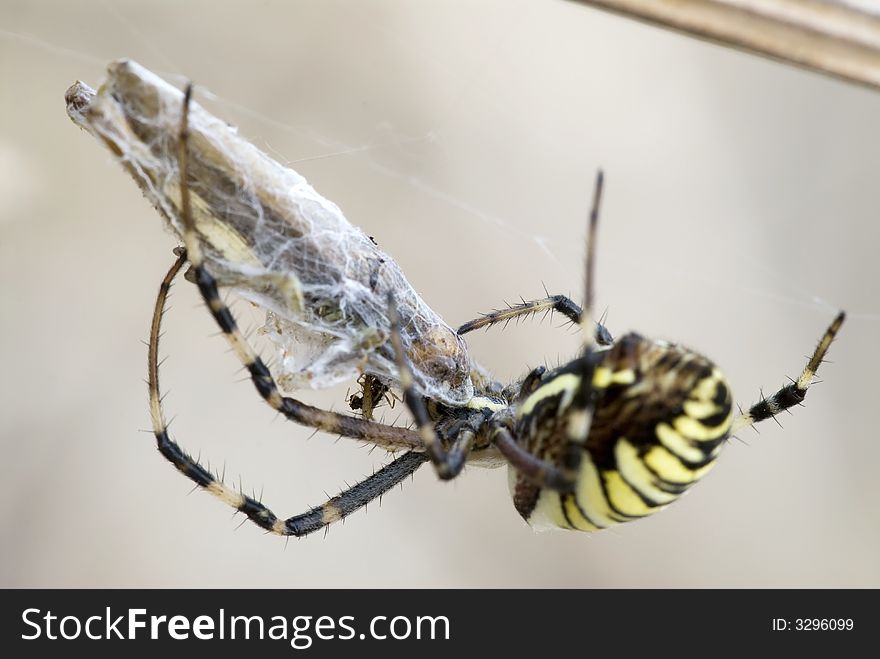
[65,60,476,406]
[571,0,880,91]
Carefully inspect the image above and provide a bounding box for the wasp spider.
[148,86,844,536]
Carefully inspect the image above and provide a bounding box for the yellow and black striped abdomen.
[510,333,733,531]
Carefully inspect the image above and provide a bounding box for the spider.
[148,85,844,536]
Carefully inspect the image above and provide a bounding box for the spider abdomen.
[510,333,733,531]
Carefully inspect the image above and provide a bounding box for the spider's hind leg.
[731,311,845,434]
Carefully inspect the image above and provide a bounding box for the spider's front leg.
[148,250,431,536]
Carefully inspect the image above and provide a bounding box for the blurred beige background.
[1,0,878,587]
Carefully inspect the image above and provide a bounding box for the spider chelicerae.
[148,85,844,537]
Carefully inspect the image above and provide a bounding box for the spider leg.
[731,311,845,434]
[457,295,613,346]
[387,293,476,480]
[489,172,608,494]
[492,426,575,492]
[557,171,605,487]
[148,249,429,536]
[578,170,602,350]
[175,85,422,451]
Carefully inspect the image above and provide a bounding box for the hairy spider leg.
[457,294,613,346]
[148,249,430,536]
[731,311,845,434]
[490,172,610,494]
[463,173,611,494]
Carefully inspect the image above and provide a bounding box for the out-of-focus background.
[1,0,877,588]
